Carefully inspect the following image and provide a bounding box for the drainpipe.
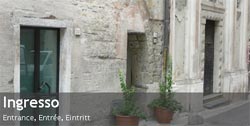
[162,0,170,83]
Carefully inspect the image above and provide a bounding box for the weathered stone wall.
[127,20,164,87]
[0,0,165,93]
[173,0,187,81]
[0,0,167,125]
[0,1,15,92]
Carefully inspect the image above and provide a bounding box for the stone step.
[203,94,223,103]
[204,97,230,109]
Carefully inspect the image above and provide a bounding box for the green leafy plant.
[112,70,146,119]
[148,61,182,112]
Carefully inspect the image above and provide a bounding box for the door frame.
[13,17,73,126]
[202,18,224,96]
[200,7,225,97]
[13,17,72,93]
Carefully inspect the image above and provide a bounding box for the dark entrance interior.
[126,35,132,86]
[126,34,137,87]
[204,20,216,96]
[126,33,145,87]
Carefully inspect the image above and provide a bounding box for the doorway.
[20,27,60,126]
[126,34,137,87]
[126,33,146,87]
[204,20,215,96]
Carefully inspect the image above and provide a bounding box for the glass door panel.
[39,29,59,126]
[39,29,58,94]
[20,29,35,93]
[20,28,35,126]
[20,27,59,126]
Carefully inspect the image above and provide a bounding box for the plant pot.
[115,115,139,126]
[154,107,174,123]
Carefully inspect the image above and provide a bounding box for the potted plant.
[148,64,182,123]
[112,70,146,126]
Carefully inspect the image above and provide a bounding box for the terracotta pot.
[115,115,139,126]
[154,107,174,123]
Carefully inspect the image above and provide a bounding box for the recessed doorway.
[204,20,216,96]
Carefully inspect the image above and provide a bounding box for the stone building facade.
[172,0,249,112]
[0,0,249,125]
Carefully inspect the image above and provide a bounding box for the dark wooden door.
[204,20,215,96]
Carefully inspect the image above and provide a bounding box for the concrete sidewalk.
[139,100,250,126]
[204,102,250,126]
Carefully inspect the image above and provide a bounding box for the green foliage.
[112,70,146,119]
[148,60,182,112]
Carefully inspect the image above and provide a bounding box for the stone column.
[239,0,248,70]
[224,0,236,72]
[185,0,204,125]
[173,0,203,112]
[184,0,203,80]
